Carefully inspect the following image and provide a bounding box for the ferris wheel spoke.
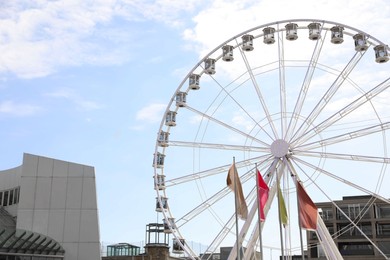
[285,31,326,140]
[291,156,390,204]
[165,154,273,187]
[293,150,390,164]
[276,27,287,138]
[290,51,367,144]
[185,105,271,147]
[168,140,270,153]
[176,174,257,228]
[292,77,390,147]
[202,215,236,257]
[235,38,279,139]
[175,186,230,228]
[204,72,275,142]
[295,121,390,151]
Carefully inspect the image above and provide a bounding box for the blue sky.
[1,0,390,256]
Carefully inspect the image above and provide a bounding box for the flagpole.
[295,178,306,260]
[276,172,285,260]
[233,157,241,260]
[255,164,264,260]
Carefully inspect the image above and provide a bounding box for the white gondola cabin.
[165,111,177,126]
[353,33,368,52]
[374,45,389,63]
[263,27,275,44]
[189,74,200,90]
[154,174,165,190]
[172,238,185,253]
[285,23,298,41]
[155,197,168,212]
[176,92,187,107]
[222,45,234,62]
[330,26,344,44]
[241,34,254,51]
[153,152,165,168]
[163,218,176,233]
[308,22,321,40]
[158,131,169,147]
[204,58,216,75]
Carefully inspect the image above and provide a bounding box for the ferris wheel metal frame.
[152,19,390,260]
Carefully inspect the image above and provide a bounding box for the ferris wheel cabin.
[330,26,344,44]
[263,27,276,44]
[241,34,254,51]
[285,23,298,40]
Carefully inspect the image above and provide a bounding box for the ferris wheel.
[152,19,390,259]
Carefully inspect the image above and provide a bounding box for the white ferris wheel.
[152,19,390,259]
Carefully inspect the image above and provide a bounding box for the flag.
[296,181,318,230]
[257,170,269,222]
[227,163,248,220]
[277,183,288,226]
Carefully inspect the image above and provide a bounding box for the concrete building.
[307,195,390,259]
[0,153,101,260]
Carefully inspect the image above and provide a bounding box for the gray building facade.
[308,195,390,259]
[0,153,101,260]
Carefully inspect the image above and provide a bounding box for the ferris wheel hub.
[271,139,290,158]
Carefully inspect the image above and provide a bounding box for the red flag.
[296,181,318,230]
[257,170,269,222]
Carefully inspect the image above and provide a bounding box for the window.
[319,207,333,220]
[377,223,390,236]
[376,204,390,218]
[339,242,374,255]
[106,243,140,256]
[9,190,14,206]
[0,187,21,207]
[13,188,19,204]
[378,241,390,256]
[337,223,372,237]
[337,204,370,220]
[309,244,318,258]
[3,191,9,206]
[327,225,334,234]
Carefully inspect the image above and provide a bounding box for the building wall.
[308,196,390,259]
[0,153,101,260]
[102,244,184,260]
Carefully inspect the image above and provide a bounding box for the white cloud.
[0,0,208,79]
[45,88,102,110]
[0,1,131,78]
[231,111,254,130]
[0,100,41,116]
[136,103,166,123]
[119,0,203,26]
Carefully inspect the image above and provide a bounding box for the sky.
[0,0,390,258]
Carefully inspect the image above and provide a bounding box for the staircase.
[0,207,16,230]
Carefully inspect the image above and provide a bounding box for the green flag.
[278,184,288,227]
